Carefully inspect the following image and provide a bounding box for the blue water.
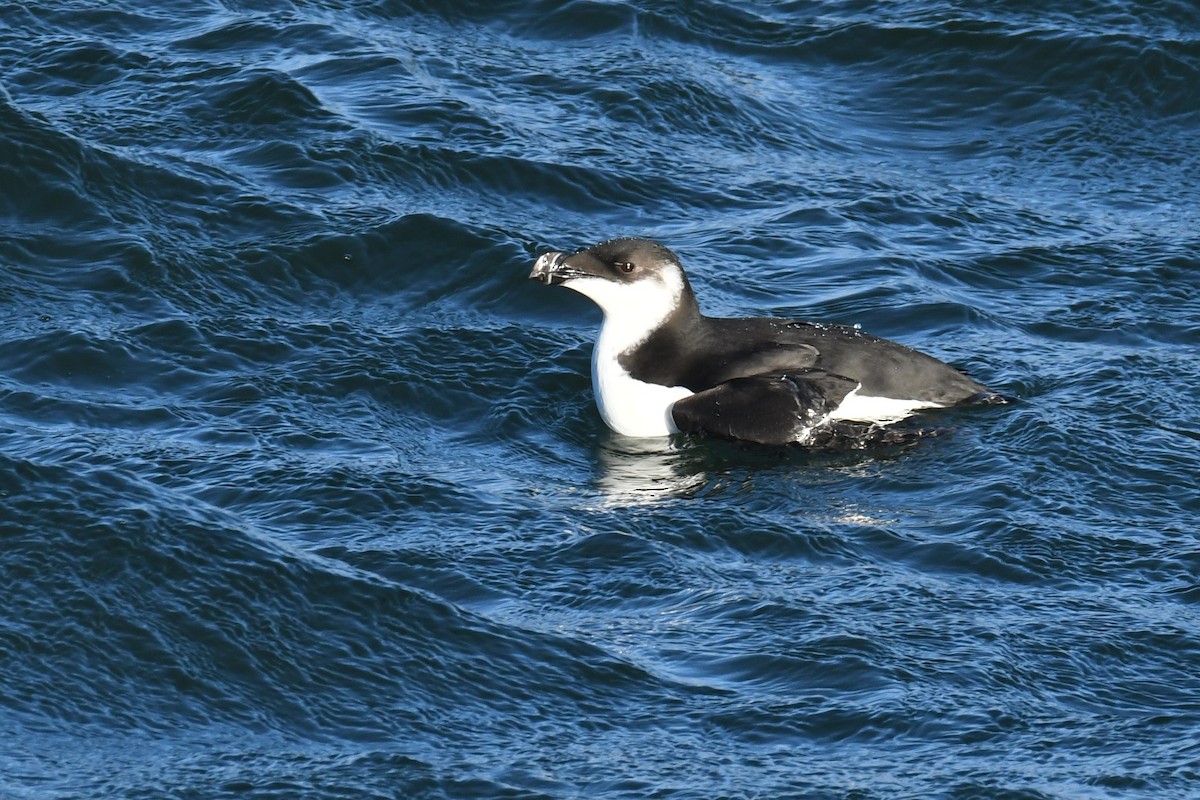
[3,1,1200,798]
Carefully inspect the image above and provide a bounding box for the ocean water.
[2,1,1199,797]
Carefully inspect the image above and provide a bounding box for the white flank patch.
[826,385,943,424]
[566,271,693,438]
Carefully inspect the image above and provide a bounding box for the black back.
[621,311,989,405]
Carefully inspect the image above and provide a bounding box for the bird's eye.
[616,261,635,273]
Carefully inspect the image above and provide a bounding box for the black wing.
[626,316,990,404]
[670,370,858,446]
[758,320,992,403]
[622,316,822,390]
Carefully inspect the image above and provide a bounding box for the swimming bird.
[529,238,1006,447]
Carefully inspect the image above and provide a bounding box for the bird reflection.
[591,435,713,506]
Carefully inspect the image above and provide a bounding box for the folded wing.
[670,370,858,446]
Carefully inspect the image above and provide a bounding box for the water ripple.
[2,0,1200,797]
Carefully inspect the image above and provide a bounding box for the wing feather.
[671,370,857,446]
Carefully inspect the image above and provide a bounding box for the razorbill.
[529,237,1007,447]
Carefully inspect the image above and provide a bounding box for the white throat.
[566,272,694,438]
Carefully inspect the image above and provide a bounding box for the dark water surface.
[3,1,1200,798]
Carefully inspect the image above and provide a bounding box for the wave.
[0,452,689,742]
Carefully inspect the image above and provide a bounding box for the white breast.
[592,337,693,437]
[565,271,693,438]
